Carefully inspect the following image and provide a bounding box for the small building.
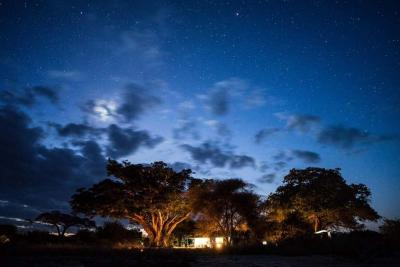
[192,236,225,249]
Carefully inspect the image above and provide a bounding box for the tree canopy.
[35,211,95,237]
[266,168,380,235]
[71,160,197,247]
[192,178,261,245]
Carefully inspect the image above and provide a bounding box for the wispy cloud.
[275,113,321,133]
[317,125,398,149]
[204,78,269,116]
[257,173,276,184]
[0,86,60,107]
[254,127,281,143]
[113,29,164,68]
[181,141,255,169]
[291,149,321,163]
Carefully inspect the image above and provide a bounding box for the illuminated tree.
[35,211,95,237]
[263,211,311,243]
[192,178,260,246]
[266,168,380,235]
[71,160,197,247]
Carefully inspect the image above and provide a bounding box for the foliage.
[35,211,95,236]
[71,160,197,247]
[265,168,380,239]
[192,178,261,246]
[264,211,312,243]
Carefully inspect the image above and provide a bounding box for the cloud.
[276,113,320,133]
[173,118,231,141]
[173,119,200,140]
[181,141,255,169]
[169,162,193,172]
[257,173,276,184]
[82,99,118,122]
[106,124,163,158]
[82,83,161,123]
[259,161,270,172]
[0,86,59,107]
[178,100,196,110]
[118,30,161,59]
[254,127,281,143]
[51,122,103,137]
[269,151,293,171]
[208,83,230,115]
[169,162,211,176]
[203,120,232,137]
[51,121,164,160]
[317,125,397,149]
[32,86,59,104]
[47,70,83,81]
[116,83,161,122]
[115,30,163,68]
[291,149,321,163]
[245,88,267,107]
[273,161,287,171]
[0,106,107,215]
[273,151,293,162]
[73,140,107,178]
[269,149,320,168]
[205,78,267,116]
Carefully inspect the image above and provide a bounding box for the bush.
[0,234,10,244]
[96,221,142,243]
[0,224,17,237]
[74,229,98,243]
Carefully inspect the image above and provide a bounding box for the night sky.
[0,0,399,226]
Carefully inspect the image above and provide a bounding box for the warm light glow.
[194,237,211,248]
[192,236,225,249]
[215,237,224,247]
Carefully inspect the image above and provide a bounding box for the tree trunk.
[55,225,61,236]
[132,212,190,247]
[313,216,320,232]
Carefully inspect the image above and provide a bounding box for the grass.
[1,244,400,267]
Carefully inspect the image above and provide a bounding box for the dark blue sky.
[0,0,399,226]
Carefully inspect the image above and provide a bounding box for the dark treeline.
[1,160,400,257]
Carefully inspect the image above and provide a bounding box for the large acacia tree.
[266,168,380,234]
[71,160,198,247]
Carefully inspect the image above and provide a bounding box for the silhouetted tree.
[266,168,379,236]
[71,160,198,247]
[35,211,95,237]
[192,178,260,246]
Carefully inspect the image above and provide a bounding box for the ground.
[1,248,400,267]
